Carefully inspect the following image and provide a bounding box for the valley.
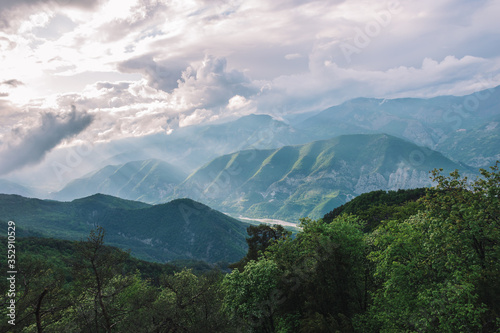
[1,87,497,268]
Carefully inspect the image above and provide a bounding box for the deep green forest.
[1,163,499,332]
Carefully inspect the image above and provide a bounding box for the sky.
[1,0,500,177]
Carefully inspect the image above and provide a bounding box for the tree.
[0,254,68,333]
[151,269,233,332]
[71,226,133,332]
[323,188,426,231]
[230,224,291,271]
[367,163,500,332]
[223,259,282,333]
[267,216,369,332]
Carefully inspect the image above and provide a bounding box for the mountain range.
[0,179,34,197]
[296,86,500,167]
[6,86,499,198]
[49,133,472,222]
[0,194,248,263]
[94,113,308,172]
[173,134,470,221]
[3,113,306,192]
[1,86,498,258]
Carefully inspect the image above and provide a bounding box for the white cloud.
[118,54,188,92]
[259,55,500,113]
[172,55,258,110]
[227,95,251,111]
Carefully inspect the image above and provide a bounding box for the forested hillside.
[0,194,248,263]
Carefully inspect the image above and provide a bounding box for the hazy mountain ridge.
[53,159,186,202]
[0,194,248,263]
[0,179,34,197]
[173,134,471,221]
[434,114,500,167]
[99,114,305,170]
[298,86,500,166]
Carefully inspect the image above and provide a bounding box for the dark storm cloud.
[0,106,93,175]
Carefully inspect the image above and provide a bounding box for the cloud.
[0,0,102,11]
[95,0,168,42]
[0,36,16,51]
[52,79,178,141]
[0,0,103,31]
[285,53,303,60]
[24,51,500,147]
[256,55,500,114]
[0,106,93,175]
[1,79,23,87]
[0,79,24,98]
[173,55,258,110]
[51,55,259,140]
[118,55,188,92]
[0,0,499,152]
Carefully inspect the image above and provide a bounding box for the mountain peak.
[233,113,275,126]
[71,193,151,210]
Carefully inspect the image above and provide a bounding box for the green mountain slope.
[0,194,247,263]
[174,134,471,221]
[54,159,187,203]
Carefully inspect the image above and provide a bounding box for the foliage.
[150,269,233,332]
[0,227,232,333]
[223,258,282,332]
[364,163,500,332]
[230,224,291,271]
[268,216,369,332]
[323,188,426,231]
